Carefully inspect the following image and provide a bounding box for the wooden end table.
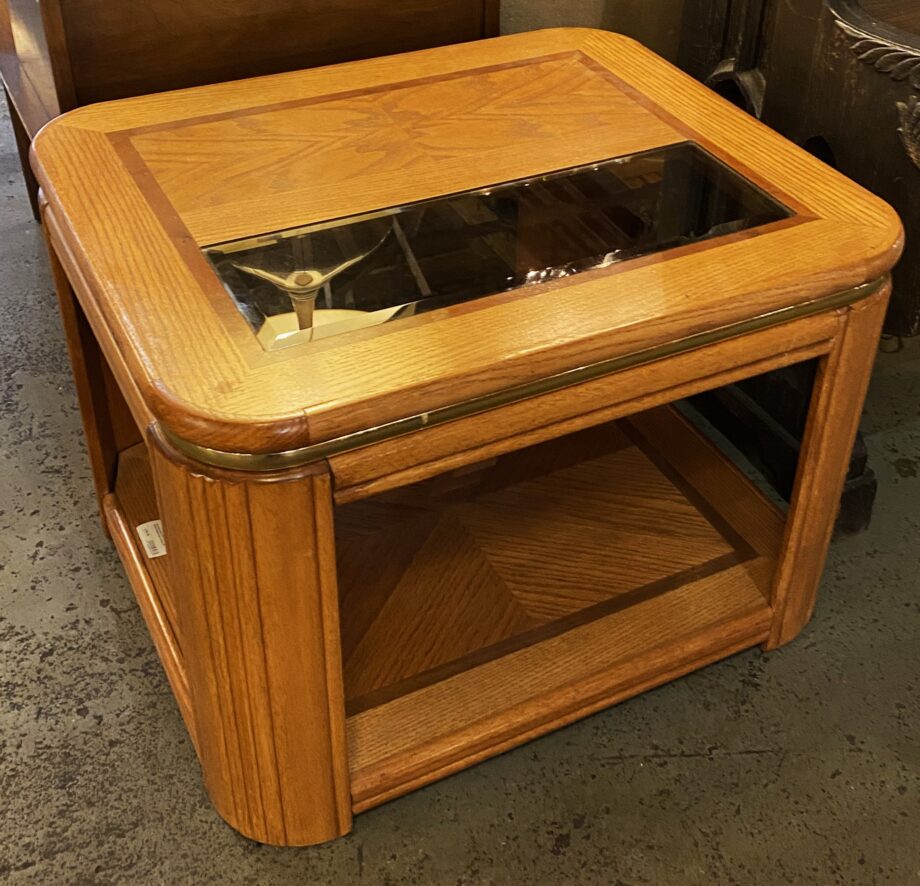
[32,29,902,846]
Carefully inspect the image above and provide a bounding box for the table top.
[205,141,792,352]
[33,28,903,456]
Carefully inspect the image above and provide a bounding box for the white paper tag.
[137,520,167,559]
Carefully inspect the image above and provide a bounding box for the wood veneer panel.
[60,0,491,108]
[0,0,60,133]
[337,408,782,711]
[131,54,681,246]
[347,561,772,809]
[114,444,180,647]
[624,407,785,564]
[103,493,194,747]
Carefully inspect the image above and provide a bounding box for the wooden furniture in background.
[32,30,901,845]
[762,0,920,338]
[659,0,919,338]
[631,0,896,532]
[0,0,500,215]
[858,0,920,29]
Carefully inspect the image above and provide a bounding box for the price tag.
[137,520,167,559]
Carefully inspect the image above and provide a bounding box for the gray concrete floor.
[1,89,919,886]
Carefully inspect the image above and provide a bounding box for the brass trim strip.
[163,278,884,472]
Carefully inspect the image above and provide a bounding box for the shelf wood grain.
[336,411,782,710]
[348,561,773,811]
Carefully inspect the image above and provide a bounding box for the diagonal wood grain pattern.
[336,422,743,708]
[131,54,680,245]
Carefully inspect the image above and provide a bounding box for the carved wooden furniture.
[679,0,919,336]
[760,0,919,338]
[32,29,901,846]
[675,0,770,114]
[0,0,500,215]
[661,0,918,337]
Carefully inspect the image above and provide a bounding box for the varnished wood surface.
[59,0,496,108]
[114,445,180,647]
[31,29,904,455]
[1,0,497,212]
[0,0,61,134]
[47,233,124,522]
[45,209,144,523]
[128,53,680,246]
[767,283,891,647]
[97,404,781,838]
[79,281,892,846]
[148,434,352,846]
[337,410,783,711]
[42,204,157,441]
[340,422,725,705]
[330,310,839,503]
[626,408,784,567]
[0,0,497,135]
[35,26,899,848]
[348,561,772,810]
[103,496,195,743]
[104,465,196,748]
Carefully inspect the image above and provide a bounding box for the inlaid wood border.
[104,49,818,373]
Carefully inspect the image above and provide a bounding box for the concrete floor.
[1,89,919,885]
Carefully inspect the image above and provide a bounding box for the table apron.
[330,308,842,504]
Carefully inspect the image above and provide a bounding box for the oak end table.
[32,29,902,846]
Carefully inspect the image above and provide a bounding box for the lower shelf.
[338,406,782,808]
[348,562,772,810]
[105,404,783,814]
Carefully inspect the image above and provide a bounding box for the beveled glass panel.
[204,142,791,350]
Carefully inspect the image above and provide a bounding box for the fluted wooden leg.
[149,431,352,845]
[766,280,891,649]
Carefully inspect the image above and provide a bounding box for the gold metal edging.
[162,278,884,472]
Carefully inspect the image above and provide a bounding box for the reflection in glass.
[204,142,791,350]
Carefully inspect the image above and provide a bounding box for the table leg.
[46,236,142,530]
[150,432,352,846]
[766,280,891,649]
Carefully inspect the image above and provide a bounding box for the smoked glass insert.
[204,142,791,350]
